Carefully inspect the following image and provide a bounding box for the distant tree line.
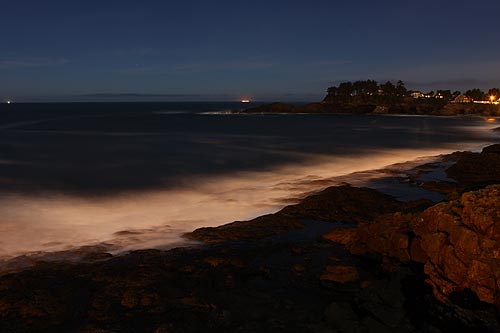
[325,80,408,104]
[325,80,500,104]
[465,88,500,102]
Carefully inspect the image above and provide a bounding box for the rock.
[355,272,408,328]
[281,185,403,223]
[185,213,304,243]
[2,176,500,331]
[292,264,306,273]
[324,302,364,332]
[320,265,360,283]
[411,185,500,307]
[202,257,245,268]
[446,145,500,186]
[329,212,413,264]
[322,228,357,245]
[187,185,404,245]
[482,144,500,154]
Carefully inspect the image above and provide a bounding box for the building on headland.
[410,91,437,99]
[451,94,472,103]
[410,91,424,99]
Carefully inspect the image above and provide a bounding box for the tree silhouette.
[465,89,486,101]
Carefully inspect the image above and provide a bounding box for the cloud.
[0,57,70,69]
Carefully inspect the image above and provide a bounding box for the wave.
[0,140,494,269]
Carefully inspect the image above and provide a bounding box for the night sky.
[2,0,500,102]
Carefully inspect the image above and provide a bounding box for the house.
[410,91,424,99]
[452,94,472,103]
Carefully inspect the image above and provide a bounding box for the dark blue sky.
[2,0,500,102]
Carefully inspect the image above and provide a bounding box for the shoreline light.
[6,100,11,104]
[241,99,250,103]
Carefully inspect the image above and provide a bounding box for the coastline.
[0,139,494,272]
[1,134,500,331]
[0,135,498,268]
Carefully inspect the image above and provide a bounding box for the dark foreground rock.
[446,144,500,187]
[2,145,500,332]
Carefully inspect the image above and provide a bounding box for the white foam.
[0,140,493,262]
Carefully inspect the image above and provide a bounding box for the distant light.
[490,95,496,103]
[6,100,11,104]
[486,118,496,122]
[241,99,250,103]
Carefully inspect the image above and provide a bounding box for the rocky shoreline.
[237,80,500,116]
[238,101,500,117]
[2,144,500,332]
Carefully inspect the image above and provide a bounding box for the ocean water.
[0,102,498,262]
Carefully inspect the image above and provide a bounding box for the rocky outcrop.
[280,185,404,223]
[325,184,500,314]
[186,213,304,243]
[411,185,500,306]
[446,144,500,186]
[440,103,500,117]
[187,185,405,243]
[241,90,500,116]
[335,212,414,265]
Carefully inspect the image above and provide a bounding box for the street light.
[490,95,496,103]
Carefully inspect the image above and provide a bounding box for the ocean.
[0,102,498,263]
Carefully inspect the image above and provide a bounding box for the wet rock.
[446,145,500,186]
[281,185,404,223]
[185,213,304,243]
[187,185,404,245]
